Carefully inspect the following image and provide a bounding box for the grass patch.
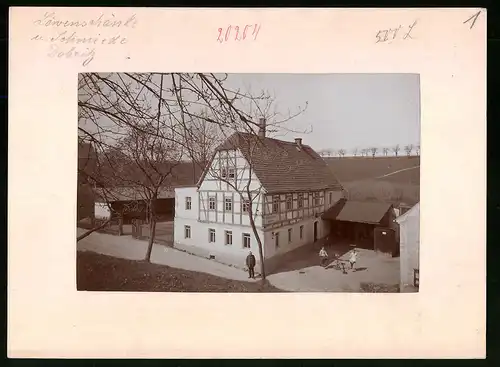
[77,251,283,293]
[360,282,400,293]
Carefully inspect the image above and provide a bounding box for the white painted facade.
[395,202,420,290]
[94,202,111,219]
[173,148,344,269]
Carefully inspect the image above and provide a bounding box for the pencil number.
[217,24,261,43]
[375,20,417,44]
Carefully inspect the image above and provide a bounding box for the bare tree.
[404,144,414,157]
[361,148,367,157]
[117,129,184,262]
[77,139,139,241]
[383,147,389,156]
[338,148,346,158]
[78,72,307,267]
[392,144,400,157]
[318,149,329,157]
[416,144,420,156]
[352,147,359,157]
[370,147,378,158]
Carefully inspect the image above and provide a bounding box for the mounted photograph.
[77,73,420,293]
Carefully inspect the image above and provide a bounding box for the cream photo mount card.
[8,7,486,358]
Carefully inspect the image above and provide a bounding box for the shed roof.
[94,186,175,202]
[322,198,393,225]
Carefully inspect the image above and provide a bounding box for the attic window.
[221,167,227,178]
[228,167,235,179]
[272,196,279,214]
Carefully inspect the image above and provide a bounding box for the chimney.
[258,118,266,138]
[295,138,303,149]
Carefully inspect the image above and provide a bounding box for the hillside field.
[325,156,420,185]
[324,156,420,205]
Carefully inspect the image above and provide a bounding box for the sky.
[223,73,421,153]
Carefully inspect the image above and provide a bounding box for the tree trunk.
[248,207,266,280]
[145,199,157,262]
[118,214,124,236]
[77,219,111,242]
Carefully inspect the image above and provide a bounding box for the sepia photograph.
[77,73,420,293]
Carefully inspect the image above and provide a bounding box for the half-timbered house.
[173,119,345,269]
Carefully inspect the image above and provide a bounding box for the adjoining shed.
[322,198,398,255]
[395,202,420,292]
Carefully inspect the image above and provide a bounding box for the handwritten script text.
[30,12,137,66]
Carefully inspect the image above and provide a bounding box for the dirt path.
[374,165,419,179]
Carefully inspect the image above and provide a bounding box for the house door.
[313,221,318,242]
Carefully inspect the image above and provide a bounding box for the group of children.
[319,245,358,272]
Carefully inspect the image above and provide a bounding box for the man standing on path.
[246,251,256,279]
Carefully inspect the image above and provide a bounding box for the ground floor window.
[242,233,251,248]
[225,230,233,245]
[275,232,280,249]
[288,228,292,243]
[184,225,191,239]
[299,225,304,239]
[414,268,419,288]
[209,228,216,243]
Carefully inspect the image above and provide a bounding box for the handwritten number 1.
[217,28,223,43]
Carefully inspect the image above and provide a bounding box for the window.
[272,196,279,213]
[221,167,227,179]
[275,232,280,249]
[242,233,251,249]
[414,268,420,288]
[300,225,304,239]
[303,193,309,207]
[329,192,333,204]
[209,228,216,243]
[185,196,192,210]
[209,197,216,210]
[184,225,191,239]
[242,199,250,213]
[314,192,320,206]
[224,197,232,212]
[288,228,292,243]
[298,194,303,208]
[286,196,293,210]
[225,230,233,245]
[228,167,235,179]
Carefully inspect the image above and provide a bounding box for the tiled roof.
[322,198,393,225]
[212,132,343,194]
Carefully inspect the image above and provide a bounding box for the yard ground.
[77,228,400,292]
[266,242,400,292]
[77,252,282,292]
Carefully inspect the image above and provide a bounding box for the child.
[319,246,329,267]
[349,248,358,270]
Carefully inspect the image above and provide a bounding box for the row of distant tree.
[318,144,420,158]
